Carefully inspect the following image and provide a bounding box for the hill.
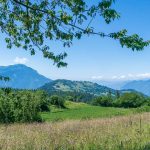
[40,79,117,96]
[0,64,51,89]
[122,79,150,96]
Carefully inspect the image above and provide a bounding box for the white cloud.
[14,57,29,64]
[119,75,126,79]
[135,73,150,78]
[127,74,134,77]
[91,76,103,80]
[118,73,150,80]
[112,76,118,79]
[91,73,150,81]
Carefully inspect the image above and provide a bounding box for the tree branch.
[12,0,110,38]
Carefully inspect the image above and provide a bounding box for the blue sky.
[0,0,150,81]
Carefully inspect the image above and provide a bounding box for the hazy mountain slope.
[95,80,129,90]
[122,80,150,96]
[0,64,51,89]
[40,79,117,96]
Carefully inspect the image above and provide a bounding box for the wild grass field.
[0,100,149,150]
[41,101,148,122]
[0,113,149,150]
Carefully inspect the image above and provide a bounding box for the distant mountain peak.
[121,79,150,96]
[0,64,52,89]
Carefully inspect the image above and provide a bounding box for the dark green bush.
[34,90,50,112]
[50,95,65,108]
[135,105,150,113]
[115,93,146,108]
[0,89,50,123]
[92,96,113,107]
[66,96,74,101]
[0,91,14,123]
[144,98,150,106]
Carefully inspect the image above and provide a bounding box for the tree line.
[0,88,149,123]
[91,92,150,108]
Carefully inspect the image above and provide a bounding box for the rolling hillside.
[40,79,117,96]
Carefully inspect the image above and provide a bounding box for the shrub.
[34,90,50,112]
[135,105,150,113]
[50,95,65,108]
[144,98,150,106]
[66,96,74,101]
[0,92,14,123]
[0,89,50,123]
[115,93,146,108]
[92,96,113,107]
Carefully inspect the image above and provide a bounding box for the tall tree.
[0,0,149,68]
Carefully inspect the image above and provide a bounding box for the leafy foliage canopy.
[0,0,149,67]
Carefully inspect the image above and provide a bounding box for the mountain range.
[95,80,129,90]
[122,80,150,96]
[0,64,119,96]
[0,64,149,96]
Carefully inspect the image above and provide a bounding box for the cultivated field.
[0,113,149,150]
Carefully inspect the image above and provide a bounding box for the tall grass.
[0,113,149,150]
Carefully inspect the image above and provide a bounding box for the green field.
[41,101,138,122]
[1,101,149,150]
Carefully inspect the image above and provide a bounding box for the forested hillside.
[40,79,117,95]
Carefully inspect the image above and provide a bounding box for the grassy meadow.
[0,100,149,150]
[0,113,149,150]
[41,101,146,122]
